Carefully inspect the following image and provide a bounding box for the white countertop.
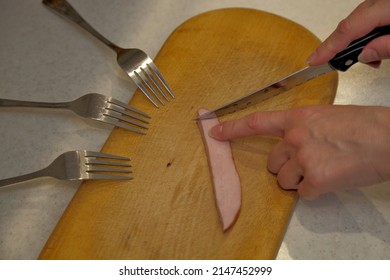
[1,0,389,260]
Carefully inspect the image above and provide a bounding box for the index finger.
[209,110,287,141]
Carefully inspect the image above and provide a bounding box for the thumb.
[209,110,287,141]
[358,35,390,64]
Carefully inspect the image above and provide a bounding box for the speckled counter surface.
[0,0,389,259]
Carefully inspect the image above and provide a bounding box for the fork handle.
[0,169,49,188]
[42,0,122,53]
[0,98,68,109]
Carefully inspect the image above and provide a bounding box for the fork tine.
[86,158,132,167]
[104,111,148,129]
[98,108,148,134]
[87,173,133,180]
[137,69,165,105]
[83,151,133,179]
[84,151,130,161]
[87,166,132,173]
[107,99,150,124]
[148,61,175,99]
[108,97,151,118]
[108,107,150,124]
[129,72,159,108]
[142,65,169,102]
[108,113,148,129]
[102,117,147,134]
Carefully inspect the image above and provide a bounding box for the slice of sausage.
[197,108,241,231]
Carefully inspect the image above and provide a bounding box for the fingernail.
[357,53,366,63]
[358,49,379,64]
[208,124,222,139]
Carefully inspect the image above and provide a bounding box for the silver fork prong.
[87,166,132,173]
[137,69,165,105]
[86,158,132,167]
[104,110,148,129]
[106,101,150,124]
[84,151,130,161]
[109,107,150,124]
[101,117,146,134]
[143,65,169,102]
[87,173,133,180]
[148,61,175,99]
[83,151,133,179]
[108,97,151,118]
[129,72,159,108]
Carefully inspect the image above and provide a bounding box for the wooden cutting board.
[39,8,337,259]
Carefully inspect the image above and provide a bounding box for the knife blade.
[197,25,390,120]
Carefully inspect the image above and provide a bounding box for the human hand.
[209,105,390,199]
[307,0,390,68]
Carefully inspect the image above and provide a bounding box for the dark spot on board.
[166,160,174,167]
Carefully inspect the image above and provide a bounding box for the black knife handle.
[329,25,390,71]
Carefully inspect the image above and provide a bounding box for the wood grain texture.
[39,8,337,259]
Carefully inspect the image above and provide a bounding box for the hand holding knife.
[197,25,390,120]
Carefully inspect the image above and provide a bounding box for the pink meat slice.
[197,108,241,231]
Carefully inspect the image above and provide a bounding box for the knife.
[197,25,390,120]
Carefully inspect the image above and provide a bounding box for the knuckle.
[284,128,305,147]
[295,148,312,168]
[304,175,322,189]
[220,121,239,139]
[246,112,263,131]
[336,19,353,36]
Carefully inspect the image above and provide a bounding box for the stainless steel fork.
[0,150,132,188]
[42,0,174,108]
[0,93,150,134]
